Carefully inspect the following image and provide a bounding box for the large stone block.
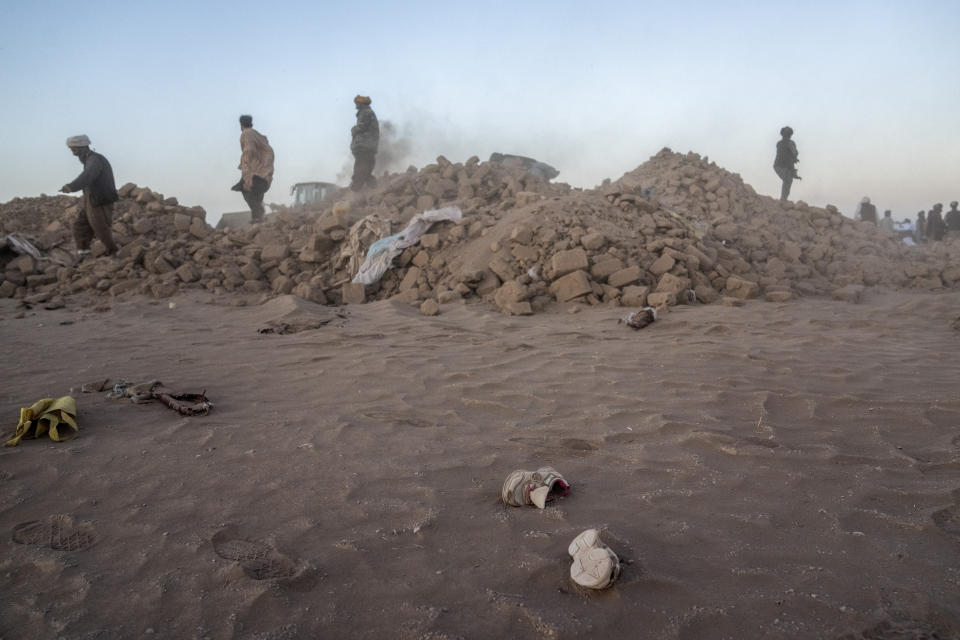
[150,282,177,298]
[476,272,501,296]
[694,284,720,303]
[190,219,210,239]
[608,266,642,288]
[580,232,606,250]
[175,263,200,283]
[298,249,324,263]
[649,254,675,276]
[646,291,677,307]
[420,299,440,316]
[239,262,263,281]
[293,282,327,304]
[243,280,267,293]
[272,275,295,295]
[494,280,530,308]
[412,251,429,268]
[421,233,440,250]
[173,213,193,232]
[118,182,137,198]
[511,245,539,263]
[620,285,650,307]
[488,256,517,282]
[725,275,760,299]
[109,280,140,296]
[656,272,690,295]
[390,289,421,304]
[510,225,534,245]
[590,257,624,281]
[9,255,37,275]
[400,266,422,291]
[135,188,156,204]
[551,248,589,277]
[550,270,592,302]
[341,282,366,304]
[261,244,290,262]
[132,217,154,234]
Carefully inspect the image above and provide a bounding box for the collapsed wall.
[1,149,957,313]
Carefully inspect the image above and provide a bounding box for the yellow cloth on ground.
[5,396,78,447]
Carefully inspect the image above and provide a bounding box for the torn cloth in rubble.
[352,207,462,285]
[340,214,392,277]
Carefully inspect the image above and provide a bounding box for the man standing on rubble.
[233,114,274,223]
[945,201,960,235]
[350,95,379,191]
[878,210,896,233]
[773,126,800,201]
[855,197,878,225]
[927,203,946,241]
[59,135,119,258]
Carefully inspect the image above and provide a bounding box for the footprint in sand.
[604,432,641,445]
[360,410,436,429]
[212,528,299,580]
[931,504,960,542]
[560,438,599,451]
[836,616,958,639]
[12,514,97,551]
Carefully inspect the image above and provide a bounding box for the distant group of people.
[772,127,958,244]
[853,197,959,243]
[914,202,960,242]
[59,96,381,254]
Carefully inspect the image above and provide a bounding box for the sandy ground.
[1,290,959,640]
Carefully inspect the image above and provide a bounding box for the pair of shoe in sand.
[501,466,621,590]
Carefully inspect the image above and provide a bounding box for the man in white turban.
[60,135,119,256]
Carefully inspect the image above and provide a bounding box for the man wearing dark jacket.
[773,126,800,201]
[945,201,960,233]
[60,135,119,256]
[927,203,946,241]
[350,95,380,191]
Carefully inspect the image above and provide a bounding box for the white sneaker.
[568,528,620,589]
[501,466,570,508]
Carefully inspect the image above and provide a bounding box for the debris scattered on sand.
[619,307,657,330]
[106,379,212,415]
[568,528,621,589]
[501,466,570,508]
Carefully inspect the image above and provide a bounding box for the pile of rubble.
[2,149,957,314]
[607,149,959,296]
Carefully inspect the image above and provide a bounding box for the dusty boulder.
[551,248,589,278]
[550,270,592,302]
[725,275,760,299]
[831,284,864,304]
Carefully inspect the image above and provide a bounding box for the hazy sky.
[2,1,958,225]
